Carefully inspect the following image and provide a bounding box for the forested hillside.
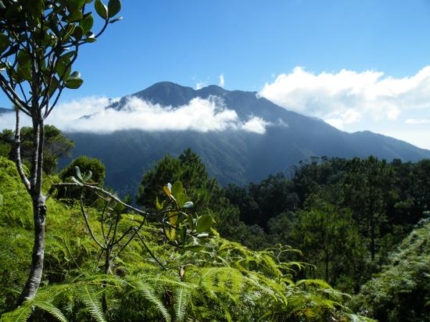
[0,155,373,321]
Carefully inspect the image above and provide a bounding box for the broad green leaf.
[66,0,87,11]
[171,181,184,199]
[95,0,108,19]
[17,64,32,81]
[65,72,84,89]
[72,26,84,41]
[67,10,83,23]
[80,14,94,34]
[0,34,10,55]
[17,50,30,65]
[169,211,178,226]
[108,0,121,18]
[62,24,76,42]
[196,214,214,233]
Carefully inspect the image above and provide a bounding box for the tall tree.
[343,156,391,261]
[0,0,121,304]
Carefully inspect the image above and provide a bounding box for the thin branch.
[48,182,152,217]
[79,194,105,250]
[0,74,31,116]
[136,231,168,270]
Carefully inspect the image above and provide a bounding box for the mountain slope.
[62,82,430,196]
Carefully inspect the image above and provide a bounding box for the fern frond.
[174,286,190,322]
[0,303,33,322]
[128,279,171,322]
[33,301,68,322]
[80,285,106,322]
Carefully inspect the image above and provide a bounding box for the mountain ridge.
[59,82,430,196]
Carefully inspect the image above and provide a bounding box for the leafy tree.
[290,201,365,291]
[225,173,298,228]
[0,125,74,174]
[343,157,391,261]
[137,148,221,213]
[60,155,106,185]
[0,0,122,304]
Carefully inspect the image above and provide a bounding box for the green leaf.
[72,26,84,41]
[65,71,84,89]
[75,166,83,181]
[0,33,10,55]
[196,214,214,233]
[95,0,108,19]
[68,10,83,23]
[80,14,94,34]
[155,196,164,211]
[108,0,121,18]
[171,181,184,199]
[184,245,204,252]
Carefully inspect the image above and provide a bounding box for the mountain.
[61,82,430,196]
[0,107,12,114]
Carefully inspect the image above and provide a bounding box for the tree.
[137,148,219,213]
[0,125,74,174]
[343,157,392,261]
[0,0,121,304]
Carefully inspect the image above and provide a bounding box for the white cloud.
[259,66,430,129]
[405,118,430,125]
[240,116,269,134]
[258,66,430,149]
[0,96,271,134]
[219,74,225,88]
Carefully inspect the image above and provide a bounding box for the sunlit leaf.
[65,71,83,89]
[196,214,214,233]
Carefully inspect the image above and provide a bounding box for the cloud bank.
[0,96,270,134]
[259,66,430,129]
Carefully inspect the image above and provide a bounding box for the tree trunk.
[17,197,46,305]
[16,117,46,305]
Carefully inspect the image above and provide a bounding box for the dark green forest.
[2,128,430,320]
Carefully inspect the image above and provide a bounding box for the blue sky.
[2,0,430,149]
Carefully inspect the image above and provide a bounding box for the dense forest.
[2,127,430,320]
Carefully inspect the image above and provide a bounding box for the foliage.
[351,220,430,321]
[0,156,371,321]
[0,125,74,174]
[0,0,122,304]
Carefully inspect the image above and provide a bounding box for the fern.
[79,285,106,322]
[32,301,67,322]
[0,304,33,322]
[173,286,190,321]
[126,278,171,322]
